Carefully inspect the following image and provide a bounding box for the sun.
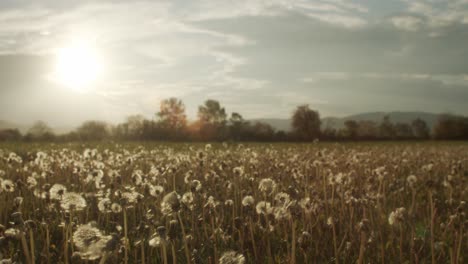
[54,40,103,91]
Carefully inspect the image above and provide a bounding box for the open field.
[0,142,466,263]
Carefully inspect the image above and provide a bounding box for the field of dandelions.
[0,142,466,264]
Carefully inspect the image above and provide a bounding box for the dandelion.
[121,190,143,205]
[49,184,67,200]
[225,199,234,207]
[407,175,417,188]
[204,144,212,151]
[26,176,38,189]
[1,179,15,193]
[184,170,193,184]
[131,170,143,186]
[97,198,112,213]
[181,192,194,210]
[233,166,244,177]
[273,205,291,221]
[148,226,168,248]
[149,185,164,198]
[60,192,87,212]
[4,228,21,239]
[205,196,219,209]
[258,178,276,195]
[242,196,255,207]
[256,201,273,215]
[219,251,245,264]
[111,203,122,213]
[299,197,315,214]
[274,192,290,206]
[161,191,181,215]
[73,223,113,260]
[191,180,202,192]
[388,207,406,226]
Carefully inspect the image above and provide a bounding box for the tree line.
[1,98,467,142]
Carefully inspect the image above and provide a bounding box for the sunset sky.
[1,0,468,127]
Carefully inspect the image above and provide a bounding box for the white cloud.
[308,13,366,27]
[1,0,468,124]
[391,16,423,31]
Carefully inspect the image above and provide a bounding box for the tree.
[25,121,55,141]
[126,115,145,138]
[433,114,468,140]
[379,115,395,139]
[411,118,429,139]
[157,98,187,138]
[229,112,248,141]
[291,105,321,141]
[197,99,227,140]
[344,120,359,139]
[251,122,275,141]
[357,121,378,140]
[198,100,227,124]
[394,123,414,139]
[76,121,109,141]
[0,129,22,141]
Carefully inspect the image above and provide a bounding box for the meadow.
[0,142,466,263]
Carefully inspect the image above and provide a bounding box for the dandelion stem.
[428,191,436,264]
[141,239,145,264]
[21,232,32,264]
[123,207,129,264]
[211,214,218,264]
[171,242,177,264]
[249,218,258,261]
[332,222,339,264]
[46,225,51,264]
[178,212,192,264]
[29,229,35,264]
[399,223,404,263]
[99,252,108,264]
[357,231,366,264]
[291,220,296,264]
[456,224,463,264]
[64,223,69,264]
[162,243,168,264]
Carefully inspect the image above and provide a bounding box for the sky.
[0,0,468,127]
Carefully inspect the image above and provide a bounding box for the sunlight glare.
[54,40,103,91]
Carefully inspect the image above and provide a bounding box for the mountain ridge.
[252,111,445,131]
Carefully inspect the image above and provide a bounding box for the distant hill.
[322,111,440,130]
[252,111,442,131]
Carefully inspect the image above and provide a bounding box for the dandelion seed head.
[161,191,181,215]
[1,179,15,193]
[49,184,67,200]
[219,251,245,264]
[60,192,87,212]
[258,178,276,195]
[242,196,255,207]
[256,201,272,215]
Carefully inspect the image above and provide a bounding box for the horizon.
[1,1,468,126]
[0,109,456,134]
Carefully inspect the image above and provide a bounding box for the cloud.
[0,0,467,124]
[391,16,424,31]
